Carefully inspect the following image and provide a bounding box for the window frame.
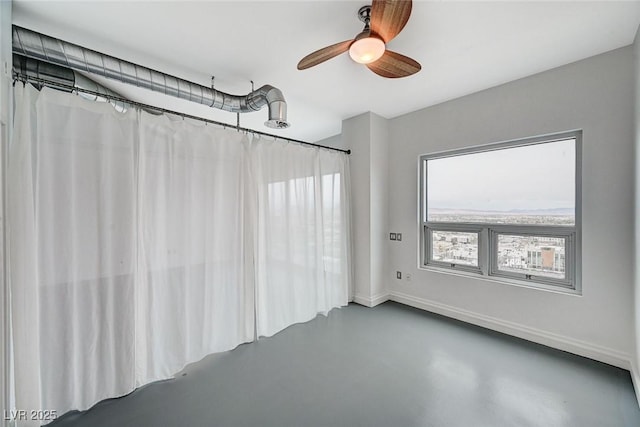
[425,224,484,274]
[488,226,575,289]
[419,130,582,293]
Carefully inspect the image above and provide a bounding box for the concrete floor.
[50,302,640,427]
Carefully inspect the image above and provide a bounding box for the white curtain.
[136,113,254,383]
[9,84,351,421]
[252,140,351,337]
[10,85,140,417]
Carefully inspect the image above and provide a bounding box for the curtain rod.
[12,73,351,155]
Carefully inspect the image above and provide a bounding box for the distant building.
[527,246,565,273]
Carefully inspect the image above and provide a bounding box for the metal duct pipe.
[12,25,290,129]
[13,53,130,112]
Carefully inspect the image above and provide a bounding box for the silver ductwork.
[13,53,130,112]
[12,25,290,129]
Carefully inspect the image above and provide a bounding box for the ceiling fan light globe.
[349,37,385,64]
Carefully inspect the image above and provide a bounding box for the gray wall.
[633,26,640,401]
[340,113,390,306]
[0,1,11,422]
[343,45,635,369]
[387,46,634,367]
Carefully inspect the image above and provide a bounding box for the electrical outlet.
[396,271,402,279]
[396,233,402,241]
[405,273,412,281]
[390,233,397,240]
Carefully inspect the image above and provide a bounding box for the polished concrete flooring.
[50,301,640,427]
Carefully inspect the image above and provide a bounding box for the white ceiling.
[12,0,640,142]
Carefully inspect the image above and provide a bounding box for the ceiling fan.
[297,0,421,79]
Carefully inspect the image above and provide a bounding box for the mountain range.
[429,207,574,216]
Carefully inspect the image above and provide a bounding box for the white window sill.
[418,264,582,296]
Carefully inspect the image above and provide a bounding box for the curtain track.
[12,73,351,155]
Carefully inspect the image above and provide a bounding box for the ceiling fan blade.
[370,0,412,43]
[297,40,353,70]
[367,50,421,78]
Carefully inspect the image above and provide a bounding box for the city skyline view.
[428,203,572,278]
[431,228,567,280]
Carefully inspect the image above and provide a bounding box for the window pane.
[496,234,565,280]
[427,139,575,226]
[431,231,478,267]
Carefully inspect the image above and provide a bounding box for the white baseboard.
[353,292,389,308]
[389,290,631,370]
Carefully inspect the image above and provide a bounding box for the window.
[420,131,581,292]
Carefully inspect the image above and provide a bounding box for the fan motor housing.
[357,5,372,23]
